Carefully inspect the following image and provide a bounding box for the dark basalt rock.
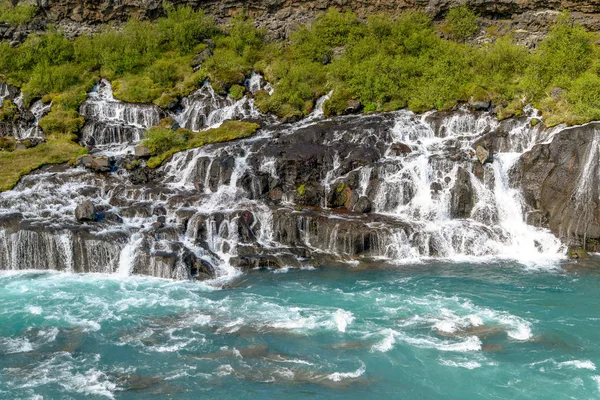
[515,122,600,248]
[450,167,474,218]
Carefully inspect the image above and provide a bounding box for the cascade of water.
[0,82,9,102]
[117,232,143,276]
[175,82,259,131]
[79,79,161,149]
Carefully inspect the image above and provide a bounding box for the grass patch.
[0,136,87,191]
[144,121,260,168]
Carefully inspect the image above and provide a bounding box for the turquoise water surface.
[1,262,599,399]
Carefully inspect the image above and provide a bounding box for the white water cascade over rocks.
[0,82,49,140]
[175,77,262,132]
[0,76,583,281]
[79,79,163,149]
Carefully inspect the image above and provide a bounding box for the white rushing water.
[0,73,570,279]
[79,79,162,150]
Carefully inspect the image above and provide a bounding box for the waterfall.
[0,91,573,279]
[79,79,162,149]
[175,81,260,131]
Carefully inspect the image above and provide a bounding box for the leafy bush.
[157,4,216,54]
[0,0,36,26]
[444,6,479,41]
[523,11,596,97]
[566,72,600,121]
[38,109,85,136]
[0,99,17,122]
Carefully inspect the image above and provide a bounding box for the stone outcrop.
[0,0,594,44]
[515,122,600,249]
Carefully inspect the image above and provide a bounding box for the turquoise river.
[1,260,600,399]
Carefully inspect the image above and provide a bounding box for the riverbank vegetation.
[0,5,599,189]
[1,6,599,127]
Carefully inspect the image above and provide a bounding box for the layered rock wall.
[4,0,599,43]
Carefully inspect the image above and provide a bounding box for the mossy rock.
[229,84,246,100]
[296,184,306,196]
[145,121,260,168]
[210,68,245,95]
[0,100,17,122]
[568,247,589,259]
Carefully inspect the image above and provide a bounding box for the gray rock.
[469,99,491,111]
[353,196,372,213]
[75,200,97,222]
[134,145,151,158]
[449,167,474,218]
[78,155,111,172]
[390,142,412,155]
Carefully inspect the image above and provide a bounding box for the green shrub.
[0,100,17,122]
[566,72,600,121]
[523,11,595,97]
[229,84,245,100]
[157,4,216,54]
[38,109,85,136]
[444,6,479,41]
[0,0,36,26]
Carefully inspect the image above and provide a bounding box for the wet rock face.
[516,123,600,247]
[450,167,474,219]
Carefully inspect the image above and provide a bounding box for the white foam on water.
[61,369,117,399]
[327,362,366,382]
[558,360,597,370]
[214,364,235,377]
[439,358,482,369]
[593,376,600,393]
[370,328,397,352]
[0,337,33,354]
[27,305,42,315]
[333,309,354,333]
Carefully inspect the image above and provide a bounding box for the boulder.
[78,155,111,172]
[469,99,491,111]
[134,145,151,158]
[449,167,474,218]
[353,196,372,213]
[390,142,412,156]
[75,200,97,222]
[476,145,492,164]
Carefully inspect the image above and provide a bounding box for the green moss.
[0,135,16,151]
[530,118,540,127]
[296,184,306,196]
[0,136,87,191]
[568,248,589,259]
[145,121,260,168]
[0,99,17,122]
[229,84,245,100]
